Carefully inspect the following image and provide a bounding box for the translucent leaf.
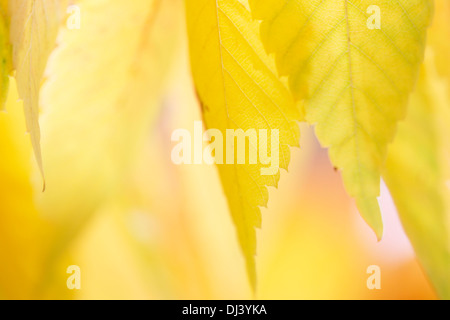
[249,0,433,238]
[9,0,67,182]
[384,52,450,299]
[185,0,301,288]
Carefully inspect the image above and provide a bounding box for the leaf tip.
[356,197,384,241]
[245,255,257,293]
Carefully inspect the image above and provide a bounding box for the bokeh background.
[0,0,447,299]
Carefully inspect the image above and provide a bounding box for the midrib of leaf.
[188,0,301,288]
[215,0,252,251]
[342,1,385,226]
[213,2,260,287]
[215,2,295,162]
[338,0,420,230]
[343,0,363,216]
[215,1,289,208]
[28,1,44,185]
[250,0,433,238]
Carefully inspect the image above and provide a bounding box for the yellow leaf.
[428,0,450,101]
[9,0,67,183]
[185,0,301,288]
[0,0,10,110]
[249,0,433,239]
[35,0,180,268]
[383,51,450,299]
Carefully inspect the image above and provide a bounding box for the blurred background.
[0,0,445,299]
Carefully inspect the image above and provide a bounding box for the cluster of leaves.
[1,0,449,298]
[185,0,449,297]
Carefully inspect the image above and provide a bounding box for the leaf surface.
[384,53,450,299]
[185,0,301,287]
[428,0,450,104]
[249,0,433,238]
[428,0,450,82]
[9,0,66,181]
[0,0,9,110]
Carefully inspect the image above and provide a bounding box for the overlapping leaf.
[185,0,301,288]
[249,0,433,238]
